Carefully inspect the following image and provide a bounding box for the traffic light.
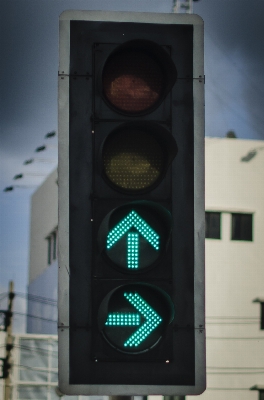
[58,10,205,396]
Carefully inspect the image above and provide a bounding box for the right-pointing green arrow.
[123,292,162,347]
[105,292,162,347]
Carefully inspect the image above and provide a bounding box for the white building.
[27,137,264,399]
[201,137,264,400]
[27,169,58,334]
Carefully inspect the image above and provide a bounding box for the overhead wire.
[0,292,8,302]
[204,32,264,138]
[16,292,57,306]
[13,312,57,323]
[13,363,58,374]
[4,342,264,377]
[0,344,58,355]
[206,84,264,138]
[207,388,251,390]
[206,33,264,101]
[207,336,264,340]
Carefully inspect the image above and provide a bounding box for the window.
[47,229,58,265]
[52,232,57,260]
[164,396,185,400]
[253,298,264,330]
[261,303,264,330]
[205,212,221,239]
[18,386,47,400]
[18,338,58,399]
[231,213,253,241]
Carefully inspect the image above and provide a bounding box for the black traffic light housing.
[59,10,205,396]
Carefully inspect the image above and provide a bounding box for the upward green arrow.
[106,210,159,269]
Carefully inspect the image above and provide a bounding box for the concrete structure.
[27,169,58,334]
[27,137,264,399]
[201,137,264,400]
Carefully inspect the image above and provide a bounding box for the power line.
[208,77,264,129]
[1,291,57,306]
[0,293,8,302]
[206,33,264,101]
[207,388,250,390]
[206,84,264,138]
[14,363,58,374]
[208,366,264,369]
[16,292,57,306]
[206,321,258,325]
[207,316,258,319]
[0,344,58,355]
[204,33,264,138]
[207,336,264,340]
[13,312,57,323]
[208,371,264,375]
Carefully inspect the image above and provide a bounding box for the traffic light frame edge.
[58,10,205,396]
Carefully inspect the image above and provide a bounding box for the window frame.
[231,212,253,242]
[46,228,58,266]
[205,211,221,240]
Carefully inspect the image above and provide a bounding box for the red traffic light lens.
[102,50,165,114]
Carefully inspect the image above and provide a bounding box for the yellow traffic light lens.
[102,51,165,114]
[103,130,164,191]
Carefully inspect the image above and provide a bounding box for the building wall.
[27,261,57,334]
[4,334,108,400]
[193,137,264,400]
[29,168,58,284]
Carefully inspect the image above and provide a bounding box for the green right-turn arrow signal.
[105,292,162,347]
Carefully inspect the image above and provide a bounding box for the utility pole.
[172,0,193,13]
[4,282,15,400]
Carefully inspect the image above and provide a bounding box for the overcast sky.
[0,0,264,332]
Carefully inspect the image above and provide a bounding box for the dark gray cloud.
[0,0,172,158]
[194,0,264,139]
[195,0,264,60]
[0,0,173,301]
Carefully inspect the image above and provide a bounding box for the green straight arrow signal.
[107,210,160,269]
[105,292,162,347]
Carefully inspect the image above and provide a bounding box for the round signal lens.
[103,129,165,192]
[97,202,173,273]
[102,50,165,114]
[98,283,174,354]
